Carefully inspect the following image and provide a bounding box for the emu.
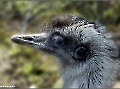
[11,15,120,88]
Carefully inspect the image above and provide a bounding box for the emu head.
[11,15,120,88]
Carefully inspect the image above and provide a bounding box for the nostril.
[23,37,33,41]
[33,36,46,42]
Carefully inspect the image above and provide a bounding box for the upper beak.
[11,33,48,46]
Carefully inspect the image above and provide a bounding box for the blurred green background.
[0,1,120,88]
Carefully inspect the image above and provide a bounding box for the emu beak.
[11,33,48,47]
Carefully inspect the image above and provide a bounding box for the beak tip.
[11,35,22,44]
[11,36,15,40]
[11,35,18,41]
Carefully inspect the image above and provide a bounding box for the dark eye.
[50,32,65,47]
[73,46,88,61]
[52,36,65,46]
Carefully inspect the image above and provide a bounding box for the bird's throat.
[59,59,120,88]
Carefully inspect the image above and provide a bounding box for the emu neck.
[57,59,119,88]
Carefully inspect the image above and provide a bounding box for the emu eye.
[52,36,65,46]
[50,32,65,47]
[74,46,88,61]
